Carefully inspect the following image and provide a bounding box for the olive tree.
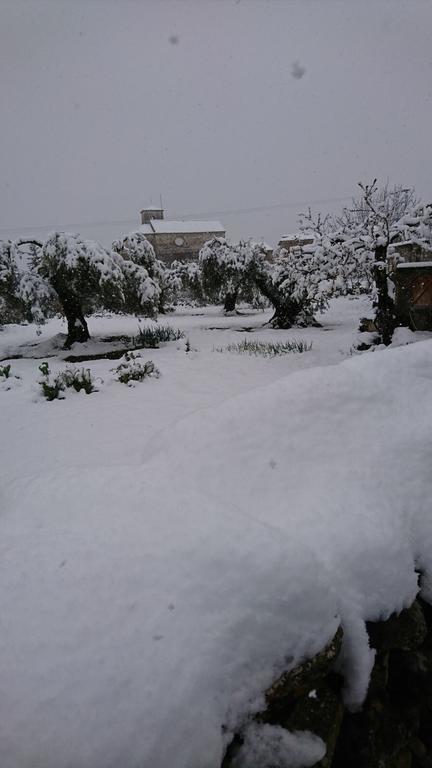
[4,231,162,347]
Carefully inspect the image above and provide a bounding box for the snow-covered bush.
[0,364,11,379]
[113,352,160,385]
[0,363,21,391]
[38,361,97,400]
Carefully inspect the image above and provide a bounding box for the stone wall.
[222,596,432,768]
[146,231,225,264]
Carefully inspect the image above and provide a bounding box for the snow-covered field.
[1,297,432,768]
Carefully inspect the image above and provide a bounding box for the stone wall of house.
[222,596,432,768]
[146,232,224,264]
[278,236,314,252]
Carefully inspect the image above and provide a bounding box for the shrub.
[113,352,160,385]
[39,362,97,400]
[216,338,313,357]
[0,364,11,379]
[62,367,96,394]
[134,324,184,348]
[0,363,21,390]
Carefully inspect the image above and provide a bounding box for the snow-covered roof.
[139,220,224,235]
[397,261,432,269]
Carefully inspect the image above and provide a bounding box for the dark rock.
[388,649,432,699]
[417,597,432,646]
[388,748,412,768]
[367,601,427,652]
[410,737,432,768]
[333,693,417,768]
[281,677,344,767]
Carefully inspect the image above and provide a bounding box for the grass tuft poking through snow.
[216,338,313,357]
[134,324,184,348]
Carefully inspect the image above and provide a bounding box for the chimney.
[140,206,164,225]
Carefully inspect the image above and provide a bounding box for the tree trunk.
[373,244,396,346]
[61,295,90,348]
[253,273,302,328]
[65,312,90,348]
[223,291,238,314]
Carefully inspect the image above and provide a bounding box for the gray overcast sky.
[1,0,431,247]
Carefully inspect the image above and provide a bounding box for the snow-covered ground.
[1,297,432,768]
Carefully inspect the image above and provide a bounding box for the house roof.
[139,220,224,235]
[280,233,312,241]
[397,261,432,269]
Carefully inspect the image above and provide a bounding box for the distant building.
[139,206,225,264]
[278,233,314,252]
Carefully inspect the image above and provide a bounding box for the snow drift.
[1,338,432,768]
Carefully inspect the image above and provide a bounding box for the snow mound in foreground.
[1,340,432,768]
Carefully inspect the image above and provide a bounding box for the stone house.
[139,207,225,264]
[278,233,314,252]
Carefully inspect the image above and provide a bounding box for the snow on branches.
[112,232,166,313]
[199,237,265,313]
[0,231,164,346]
[396,202,432,253]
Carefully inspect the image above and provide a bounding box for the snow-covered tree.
[4,232,161,347]
[252,242,336,328]
[298,183,429,343]
[0,240,24,324]
[169,259,206,305]
[299,208,374,296]
[336,181,418,343]
[337,182,419,232]
[199,237,264,313]
[112,232,171,313]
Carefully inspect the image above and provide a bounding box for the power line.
[0,194,353,236]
